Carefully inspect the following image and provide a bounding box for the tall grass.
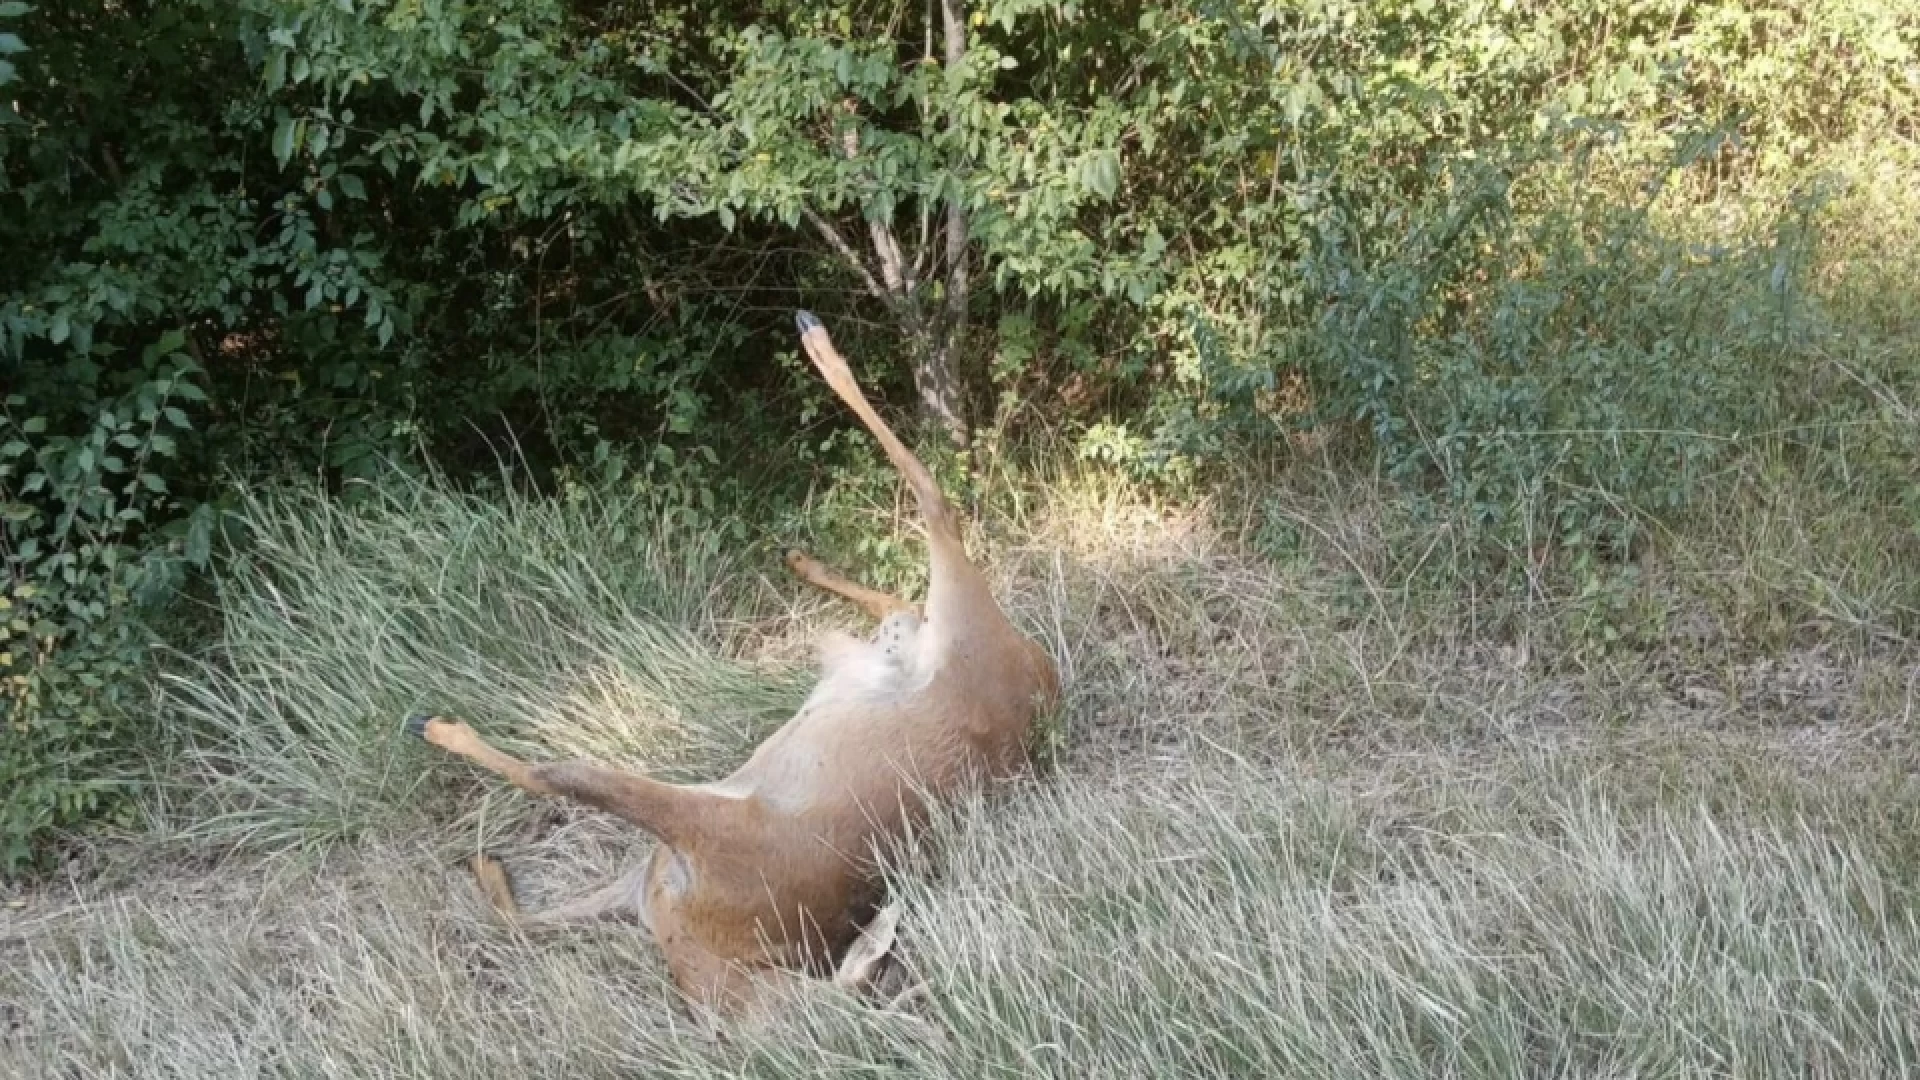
[163,476,808,852]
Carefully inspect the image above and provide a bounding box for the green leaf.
[1082,150,1121,201]
[0,4,34,17]
[22,416,45,434]
[155,328,187,355]
[162,406,190,429]
[336,172,366,200]
[185,507,214,569]
[48,312,70,345]
[271,116,297,166]
[0,33,25,56]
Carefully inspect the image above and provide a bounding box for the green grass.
[158,476,809,854]
[894,775,1920,1078]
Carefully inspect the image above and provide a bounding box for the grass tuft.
[162,476,808,853]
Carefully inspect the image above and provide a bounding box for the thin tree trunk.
[915,326,966,447]
[913,0,971,448]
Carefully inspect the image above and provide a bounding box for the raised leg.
[406,715,747,852]
[795,312,957,541]
[783,547,920,622]
[794,312,996,625]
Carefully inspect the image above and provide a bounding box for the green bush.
[1,335,209,873]
[1039,0,1914,563]
[1303,152,1827,563]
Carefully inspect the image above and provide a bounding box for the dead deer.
[407,310,1059,1013]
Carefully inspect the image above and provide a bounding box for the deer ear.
[795,309,824,335]
[833,902,902,993]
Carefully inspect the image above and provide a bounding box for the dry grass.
[4,452,1919,1077]
[9,768,1919,1079]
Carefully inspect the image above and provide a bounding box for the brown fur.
[413,311,1059,1013]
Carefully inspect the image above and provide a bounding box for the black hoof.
[795,309,823,335]
[403,713,435,740]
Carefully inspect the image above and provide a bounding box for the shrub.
[0,335,208,873]
[1302,152,1829,565]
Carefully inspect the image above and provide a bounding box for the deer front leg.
[783,548,921,622]
[407,714,561,794]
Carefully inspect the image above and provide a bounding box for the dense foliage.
[2,0,1915,869]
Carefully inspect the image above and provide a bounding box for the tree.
[252,0,1137,445]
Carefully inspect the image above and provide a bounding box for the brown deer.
[407,310,1059,1012]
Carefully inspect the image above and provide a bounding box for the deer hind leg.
[783,548,920,622]
[794,312,996,626]
[405,714,745,852]
[469,853,648,929]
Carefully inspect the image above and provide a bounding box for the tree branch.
[913,204,933,283]
[804,208,890,305]
[869,219,914,295]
